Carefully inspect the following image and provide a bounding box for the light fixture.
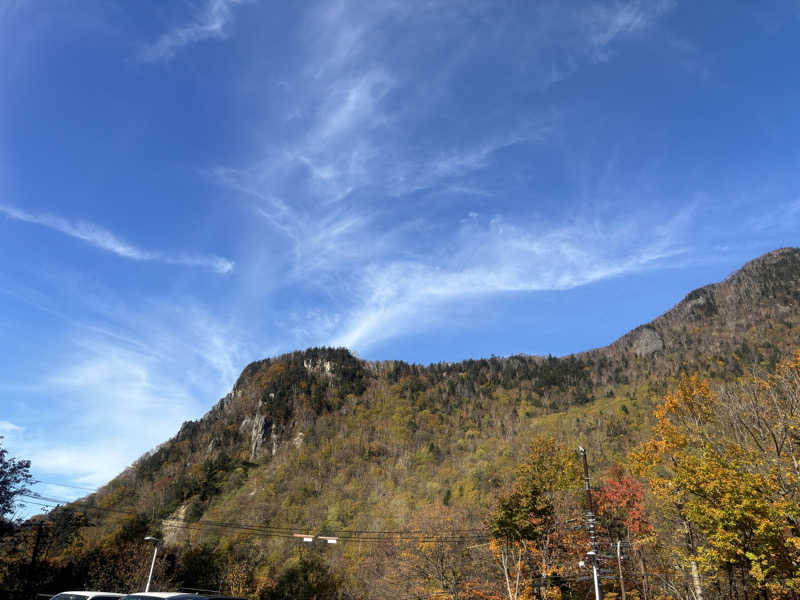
[144,536,162,592]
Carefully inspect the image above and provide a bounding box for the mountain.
[6,247,800,597]
[599,247,800,375]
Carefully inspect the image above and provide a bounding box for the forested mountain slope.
[598,246,800,377]
[4,247,800,597]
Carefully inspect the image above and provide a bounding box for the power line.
[31,480,98,492]
[16,494,490,543]
[18,492,484,533]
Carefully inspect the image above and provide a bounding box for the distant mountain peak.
[604,247,800,372]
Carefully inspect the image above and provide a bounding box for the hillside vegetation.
[2,247,800,600]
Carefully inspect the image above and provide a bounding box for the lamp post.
[144,536,162,592]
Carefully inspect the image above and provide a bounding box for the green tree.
[0,437,32,528]
[175,544,224,590]
[260,554,342,600]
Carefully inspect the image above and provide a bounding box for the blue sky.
[1,0,800,511]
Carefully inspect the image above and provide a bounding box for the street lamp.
[144,536,162,592]
[292,533,339,544]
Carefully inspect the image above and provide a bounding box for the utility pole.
[23,521,45,600]
[616,540,627,600]
[639,553,649,600]
[578,446,602,600]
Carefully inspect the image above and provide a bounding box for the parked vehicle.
[119,595,190,600]
[119,595,194,600]
[51,593,123,600]
[120,594,245,600]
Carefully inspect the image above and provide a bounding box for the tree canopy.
[0,437,31,524]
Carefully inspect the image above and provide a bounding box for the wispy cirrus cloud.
[213,0,673,256]
[0,420,22,432]
[581,0,676,61]
[15,343,198,488]
[0,204,233,273]
[329,213,689,350]
[139,0,251,62]
[2,284,261,488]
[208,0,681,353]
[748,196,800,233]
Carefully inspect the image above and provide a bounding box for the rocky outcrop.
[239,414,280,460]
[631,326,664,357]
[162,504,188,546]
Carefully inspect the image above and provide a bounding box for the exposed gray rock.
[240,414,269,460]
[271,422,279,456]
[632,327,664,357]
[162,504,188,546]
[303,358,334,376]
[682,286,718,319]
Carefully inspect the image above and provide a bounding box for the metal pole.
[144,537,161,592]
[593,561,602,600]
[578,446,602,600]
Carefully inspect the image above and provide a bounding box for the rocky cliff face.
[171,347,372,467]
[630,326,664,357]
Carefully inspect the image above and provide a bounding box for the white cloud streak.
[581,0,676,61]
[748,197,800,233]
[139,0,251,62]
[0,204,233,273]
[213,0,673,268]
[329,215,688,350]
[2,294,260,488]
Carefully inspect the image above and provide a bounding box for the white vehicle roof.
[121,594,190,599]
[56,594,124,599]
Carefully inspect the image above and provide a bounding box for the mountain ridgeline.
[9,247,800,597]
[127,250,800,518]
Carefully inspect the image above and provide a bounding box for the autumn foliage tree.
[632,354,800,599]
[396,503,480,600]
[593,466,654,600]
[488,435,582,600]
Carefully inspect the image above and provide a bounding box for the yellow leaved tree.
[632,354,800,600]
